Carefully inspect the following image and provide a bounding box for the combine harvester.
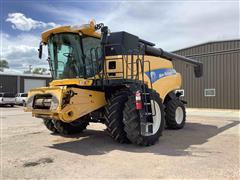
[25,20,202,146]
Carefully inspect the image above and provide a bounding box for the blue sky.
[1,0,239,72]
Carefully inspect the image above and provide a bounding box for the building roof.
[172,39,240,52]
[0,72,51,78]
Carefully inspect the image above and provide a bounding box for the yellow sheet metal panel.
[104,55,180,100]
[144,56,173,70]
[104,55,173,79]
[59,88,106,122]
[26,86,106,123]
[105,55,173,71]
[50,78,93,86]
[141,70,181,100]
[152,73,182,100]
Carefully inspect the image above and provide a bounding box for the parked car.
[0,92,16,107]
[15,93,28,106]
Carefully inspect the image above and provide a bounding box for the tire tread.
[165,98,186,129]
[104,89,130,143]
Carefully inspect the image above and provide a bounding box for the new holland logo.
[145,68,177,83]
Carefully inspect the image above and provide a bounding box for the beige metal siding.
[173,40,240,109]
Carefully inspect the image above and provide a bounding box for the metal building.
[0,73,52,94]
[173,39,240,109]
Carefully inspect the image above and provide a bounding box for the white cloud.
[2,68,23,74]
[1,1,239,72]
[102,1,239,50]
[0,32,48,71]
[38,1,239,50]
[6,13,59,31]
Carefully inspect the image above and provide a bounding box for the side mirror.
[101,26,109,45]
[38,43,43,59]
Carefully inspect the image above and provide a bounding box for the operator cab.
[38,21,103,81]
[48,33,101,79]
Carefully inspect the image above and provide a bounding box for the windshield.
[48,33,101,79]
[22,93,28,97]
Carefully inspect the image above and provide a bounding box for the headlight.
[50,96,59,110]
[26,96,34,108]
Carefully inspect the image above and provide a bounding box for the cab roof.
[41,21,101,44]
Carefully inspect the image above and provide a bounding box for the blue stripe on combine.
[145,68,176,83]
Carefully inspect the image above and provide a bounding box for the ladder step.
[144,112,152,116]
[144,103,151,105]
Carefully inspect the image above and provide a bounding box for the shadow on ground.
[49,120,239,156]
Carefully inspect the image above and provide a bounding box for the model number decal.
[145,68,176,83]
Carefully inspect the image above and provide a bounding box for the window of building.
[204,88,216,97]
[175,89,184,97]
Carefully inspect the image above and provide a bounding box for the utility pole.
[29,65,32,73]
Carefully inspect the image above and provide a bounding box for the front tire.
[53,118,89,135]
[43,118,58,133]
[53,115,90,135]
[165,99,186,129]
[123,90,165,146]
[104,90,130,143]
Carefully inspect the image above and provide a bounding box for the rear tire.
[104,89,130,143]
[123,90,165,146]
[165,99,186,129]
[43,118,58,133]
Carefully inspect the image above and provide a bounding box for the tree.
[32,67,47,75]
[0,59,9,72]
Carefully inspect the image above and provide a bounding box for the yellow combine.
[25,20,202,146]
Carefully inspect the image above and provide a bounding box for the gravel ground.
[1,106,239,179]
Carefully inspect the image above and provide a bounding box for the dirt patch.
[23,158,54,167]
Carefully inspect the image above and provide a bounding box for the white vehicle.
[0,93,15,107]
[15,93,28,106]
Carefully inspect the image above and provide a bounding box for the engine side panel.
[104,55,182,100]
[59,88,106,122]
[151,73,182,100]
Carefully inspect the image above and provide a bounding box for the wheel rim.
[144,100,161,136]
[175,107,184,124]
